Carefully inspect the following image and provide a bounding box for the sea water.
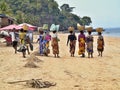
[103,28,120,37]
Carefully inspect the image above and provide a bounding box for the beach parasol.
[0,24,22,31]
[18,23,37,30]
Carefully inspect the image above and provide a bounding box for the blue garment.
[38,35,44,54]
[86,35,93,53]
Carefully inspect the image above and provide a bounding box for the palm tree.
[60,4,75,13]
[81,16,92,26]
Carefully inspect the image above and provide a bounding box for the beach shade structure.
[77,23,85,31]
[0,24,22,31]
[50,24,56,31]
[96,27,103,32]
[18,23,37,31]
[42,24,48,30]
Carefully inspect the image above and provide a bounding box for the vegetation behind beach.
[0,0,92,30]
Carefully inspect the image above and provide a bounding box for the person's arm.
[36,36,39,43]
[67,35,69,46]
[78,35,80,42]
[92,36,94,42]
[75,35,77,40]
[103,36,105,46]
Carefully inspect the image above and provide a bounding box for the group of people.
[67,27,104,58]
[37,29,60,58]
[8,28,33,58]
[37,27,104,58]
[2,25,104,59]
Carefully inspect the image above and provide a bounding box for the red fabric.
[4,36,12,42]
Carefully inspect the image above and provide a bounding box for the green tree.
[0,1,13,16]
[81,16,92,26]
[60,4,75,13]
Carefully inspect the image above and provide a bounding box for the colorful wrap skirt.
[52,38,59,54]
[69,40,76,54]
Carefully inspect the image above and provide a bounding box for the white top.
[52,33,57,38]
[10,32,15,41]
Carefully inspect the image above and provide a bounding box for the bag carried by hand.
[29,43,33,51]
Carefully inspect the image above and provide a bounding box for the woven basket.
[68,26,74,31]
[23,24,29,30]
[96,27,103,32]
[77,23,85,31]
[78,26,85,31]
[86,27,93,32]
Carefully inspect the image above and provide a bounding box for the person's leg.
[57,54,60,58]
[91,53,93,58]
[22,51,26,58]
[82,53,85,57]
[26,45,30,55]
[88,53,90,58]
[54,54,56,58]
[73,53,74,57]
[22,46,26,58]
[14,46,17,54]
[101,51,102,57]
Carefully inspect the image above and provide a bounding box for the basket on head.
[42,24,48,30]
[23,24,29,31]
[68,26,74,31]
[96,27,103,32]
[77,23,85,31]
[86,27,93,32]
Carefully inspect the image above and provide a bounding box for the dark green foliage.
[0,0,92,30]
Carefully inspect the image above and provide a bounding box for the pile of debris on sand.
[8,79,56,88]
[24,60,38,68]
[24,55,43,68]
[26,79,56,88]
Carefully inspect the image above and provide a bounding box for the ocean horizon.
[103,28,120,37]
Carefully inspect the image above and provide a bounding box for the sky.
[55,0,120,28]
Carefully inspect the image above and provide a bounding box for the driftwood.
[7,78,42,84]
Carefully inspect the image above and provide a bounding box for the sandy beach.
[0,33,120,90]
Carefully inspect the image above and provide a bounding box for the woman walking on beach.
[43,31,51,56]
[96,28,104,57]
[78,30,86,57]
[51,30,60,58]
[67,27,76,57]
[86,27,94,58]
[37,30,44,56]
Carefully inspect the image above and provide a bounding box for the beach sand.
[0,33,120,90]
